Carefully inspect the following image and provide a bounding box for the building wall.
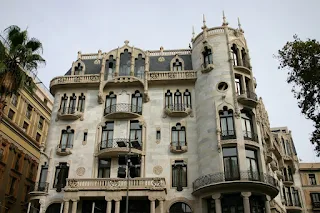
[0,84,53,213]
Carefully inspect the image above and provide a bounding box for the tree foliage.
[0,25,45,97]
[277,35,320,155]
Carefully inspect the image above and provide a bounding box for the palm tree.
[0,25,45,122]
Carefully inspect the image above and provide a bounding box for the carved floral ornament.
[153,165,163,175]
[76,167,85,176]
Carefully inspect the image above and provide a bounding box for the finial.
[160,46,164,52]
[238,17,243,32]
[124,40,129,45]
[222,11,228,26]
[77,51,82,60]
[192,26,195,39]
[202,14,207,29]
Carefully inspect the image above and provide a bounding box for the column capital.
[63,199,70,202]
[158,197,166,201]
[148,196,157,201]
[71,199,79,202]
[113,196,122,202]
[265,195,271,201]
[105,196,113,202]
[212,193,221,200]
[241,192,251,198]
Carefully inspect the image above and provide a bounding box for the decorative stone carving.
[68,179,78,188]
[76,167,85,176]
[158,57,165,62]
[153,166,163,175]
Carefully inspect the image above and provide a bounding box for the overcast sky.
[1,0,319,162]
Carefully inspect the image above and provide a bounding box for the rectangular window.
[38,164,48,191]
[36,133,41,143]
[129,121,142,149]
[156,130,161,140]
[285,187,293,206]
[29,164,35,179]
[83,132,88,142]
[172,160,187,190]
[8,109,15,120]
[223,147,239,181]
[14,154,21,171]
[235,75,242,95]
[292,189,301,207]
[311,193,320,208]
[11,94,18,107]
[78,93,85,112]
[309,174,317,185]
[98,159,111,178]
[23,121,29,132]
[245,148,259,180]
[117,156,141,178]
[53,163,69,190]
[26,104,33,119]
[24,185,31,202]
[101,122,114,149]
[8,177,17,195]
[0,148,4,161]
[38,116,44,130]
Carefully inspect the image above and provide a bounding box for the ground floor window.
[169,202,192,213]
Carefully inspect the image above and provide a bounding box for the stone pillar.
[27,202,31,213]
[141,155,145,177]
[159,198,165,213]
[130,48,135,76]
[105,197,112,213]
[114,198,121,213]
[63,200,70,213]
[241,75,246,94]
[241,192,251,213]
[115,47,120,77]
[39,200,44,213]
[149,197,156,213]
[71,200,78,213]
[265,196,271,213]
[212,193,222,213]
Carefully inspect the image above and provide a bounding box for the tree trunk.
[0,93,7,123]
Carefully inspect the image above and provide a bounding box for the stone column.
[241,192,251,213]
[63,200,70,213]
[115,47,120,77]
[114,197,121,213]
[27,202,31,213]
[241,75,246,95]
[141,155,145,177]
[159,198,165,213]
[71,199,78,213]
[265,196,271,213]
[130,48,135,76]
[39,200,44,213]
[212,193,222,213]
[149,197,156,213]
[105,197,112,213]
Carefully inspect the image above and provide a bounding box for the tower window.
[219,106,236,139]
[231,44,240,66]
[172,160,187,190]
[202,46,213,68]
[134,54,145,78]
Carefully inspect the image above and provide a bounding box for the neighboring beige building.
[299,163,320,212]
[27,15,307,213]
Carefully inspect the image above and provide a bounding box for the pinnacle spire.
[192,26,195,39]
[222,11,228,26]
[238,17,243,32]
[202,14,207,29]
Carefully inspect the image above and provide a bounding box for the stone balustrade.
[65,177,166,191]
[50,74,100,89]
[148,71,197,81]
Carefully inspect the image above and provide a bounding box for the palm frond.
[0,62,7,74]
[24,54,46,71]
[26,38,43,54]
[0,40,6,62]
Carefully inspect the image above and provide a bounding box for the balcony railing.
[246,91,258,101]
[32,182,49,193]
[221,130,236,140]
[60,107,79,115]
[50,74,100,88]
[99,138,142,151]
[148,71,197,81]
[243,131,259,142]
[193,171,278,191]
[65,177,166,191]
[165,104,191,111]
[313,201,320,209]
[104,104,142,115]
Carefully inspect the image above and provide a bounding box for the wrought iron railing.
[283,175,294,182]
[60,107,77,115]
[32,182,49,193]
[243,131,259,142]
[99,138,142,151]
[104,103,142,115]
[193,171,278,191]
[221,130,236,140]
[171,141,187,147]
[164,104,191,111]
[246,91,258,101]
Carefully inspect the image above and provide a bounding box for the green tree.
[0,25,45,121]
[277,35,320,155]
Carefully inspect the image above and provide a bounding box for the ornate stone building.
[0,75,53,213]
[28,14,305,213]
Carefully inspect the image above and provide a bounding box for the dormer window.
[119,49,131,76]
[74,63,83,75]
[202,46,213,68]
[135,54,145,78]
[105,55,115,80]
[173,59,182,71]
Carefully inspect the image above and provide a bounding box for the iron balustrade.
[32,182,49,193]
[165,104,191,111]
[60,107,77,115]
[99,138,142,151]
[221,130,236,140]
[243,131,259,142]
[193,171,278,191]
[104,104,142,115]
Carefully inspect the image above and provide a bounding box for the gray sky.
[1,0,319,162]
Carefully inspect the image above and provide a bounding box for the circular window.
[217,82,228,91]
[169,202,192,213]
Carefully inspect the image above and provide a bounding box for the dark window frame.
[59,126,74,151]
[309,174,317,185]
[105,92,117,114]
[171,123,186,147]
[131,90,143,114]
[101,122,114,149]
[219,107,236,140]
[223,147,240,181]
[202,46,213,68]
[53,163,69,191]
[172,160,187,190]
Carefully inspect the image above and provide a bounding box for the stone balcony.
[237,91,258,107]
[148,71,197,84]
[65,177,166,192]
[56,107,83,121]
[104,103,142,119]
[163,104,192,117]
[97,138,143,157]
[30,182,49,196]
[50,74,100,94]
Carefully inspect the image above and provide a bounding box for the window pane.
[227,117,234,132]
[245,149,255,158]
[61,133,67,149]
[223,147,237,157]
[221,118,227,133]
[179,131,186,146]
[172,131,178,145]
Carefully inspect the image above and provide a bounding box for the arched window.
[105,92,117,114]
[171,123,186,147]
[173,59,183,71]
[250,196,264,213]
[101,122,114,149]
[241,110,254,140]
[68,93,77,114]
[183,90,191,108]
[119,49,131,76]
[165,90,173,109]
[174,90,183,111]
[59,126,74,151]
[131,91,143,114]
[105,55,115,80]
[134,54,145,78]
[77,93,85,112]
[231,44,240,66]
[46,203,62,213]
[60,94,68,114]
[219,106,235,140]
[74,63,83,75]
[241,48,248,68]
[169,202,192,213]
[202,46,213,68]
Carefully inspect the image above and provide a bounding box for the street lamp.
[117,139,140,213]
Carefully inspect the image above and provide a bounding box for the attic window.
[173,59,182,71]
[74,63,83,75]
